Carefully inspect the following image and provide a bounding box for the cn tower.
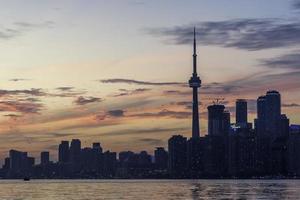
[189,27,201,138]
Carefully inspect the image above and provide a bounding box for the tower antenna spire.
[193,27,197,74]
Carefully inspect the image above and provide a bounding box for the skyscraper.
[58,141,70,163]
[265,90,281,137]
[70,139,81,163]
[189,27,201,138]
[255,95,267,137]
[207,104,226,136]
[256,91,282,138]
[40,151,50,165]
[168,135,187,177]
[236,99,248,127]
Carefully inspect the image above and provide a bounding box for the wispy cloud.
[130,109,191,119]
[100,78,185,86]
[148,19,300,51]
[113,88,151,97]
[74,96,103,106]
[52,88,86,98]
[282,103,300,107]
[0,88,46,97]
[9,78,31,82]
[293,0,300,10]
[100,127,189,137]
[3,114,22,119]
[0,21,54,40]
[170,101,193,110]
[0,100,43,114]
[261,52,300,70]
[56,87,75,92]
[137,138,164,146]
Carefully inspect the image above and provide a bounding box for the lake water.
[0,179,299,199]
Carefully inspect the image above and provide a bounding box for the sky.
[0,0,300,162]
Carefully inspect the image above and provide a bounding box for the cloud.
[147,19,300,51]
[14,21,54,28]
[170,101,193,110]
[282,103,300,107]
[100,78,185,86]
[113,88,151,97]
[130,109,191,119]
[9,78,31,82]
[56,87,75,91]
[163,90,191,96]
[0,88,46,97]
[22,97,40,102]
[0,100,43,114]
[108,109,125,117]
[52,88,86,98]
[138,138,164,146]
[100,127,189,137]
[0,21,54,40]
[3,114,22,118]
[293,0,300,10]
[0,87,84,99]
[45,132,78,138]
[261,53,300,70]
[74,96,102,106]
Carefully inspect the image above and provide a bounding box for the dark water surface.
[0,179,299,199]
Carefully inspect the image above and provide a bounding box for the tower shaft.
[192,87,200,138]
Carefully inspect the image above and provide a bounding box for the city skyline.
[1,0,300,163]
[1,26,299,179]
[2,89,299,179]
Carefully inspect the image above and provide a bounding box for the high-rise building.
[236,99,247,127]
[207,104,226,136]
[265,90,281,137]
[9,150,26,172]
[70,139,81,163]
[168,135,187,177]
[154,147,168,170]
[255,91,283,138]
[40,151,50,165]
[58,141,69,163]
[188,28,201,138]
[255,95,267,137]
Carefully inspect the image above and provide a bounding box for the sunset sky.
[1,0,300,162]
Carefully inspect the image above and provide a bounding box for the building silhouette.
[154,147,168,170]
[40,151,50,165]
[236,99,248,128]
[168,135,187,177]
[207,104,226,136]
[265,90,281,138]
[58,141,69,163]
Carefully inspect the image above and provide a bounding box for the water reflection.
[189,180,300,200]
[0,180,299,200]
